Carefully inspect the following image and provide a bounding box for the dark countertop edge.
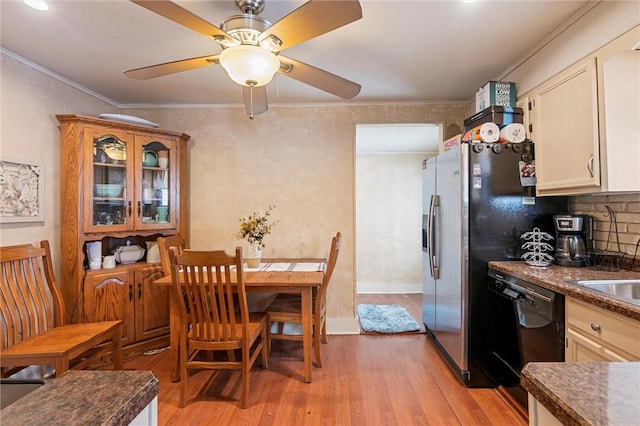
[104,374,159,426]
[488,261,640,321]
[521,362,640,426]
[521,366,586,426]
[0,370,159,426]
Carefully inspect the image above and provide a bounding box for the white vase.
[246,245,262,268]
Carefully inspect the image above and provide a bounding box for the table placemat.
[243,262,325,272]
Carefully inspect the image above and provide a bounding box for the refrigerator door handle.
[427,195,435,278]
[428,194,440,279]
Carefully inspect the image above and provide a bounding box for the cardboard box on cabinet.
[475,81,516,112]
[441,134,462,152]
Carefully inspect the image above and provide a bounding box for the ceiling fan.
[125,0,362,119]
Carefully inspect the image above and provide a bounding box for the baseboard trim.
[326,317,360,335]
[357,282,422,294]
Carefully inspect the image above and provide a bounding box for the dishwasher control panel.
[487,268,559,321]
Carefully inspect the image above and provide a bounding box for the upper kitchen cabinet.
[598,29,640,193]
[516,96,532,141]
[530,56,599,193]
[526,25,640,196]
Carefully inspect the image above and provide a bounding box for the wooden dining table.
[153,258,325,383]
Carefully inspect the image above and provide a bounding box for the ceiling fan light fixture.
[219,45,280,87]
[23,0,49,11]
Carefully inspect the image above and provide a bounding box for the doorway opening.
[354,123,441,333]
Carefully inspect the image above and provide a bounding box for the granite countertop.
[0,370,158,426]
[522,362,640,426]
[488,261,640,321]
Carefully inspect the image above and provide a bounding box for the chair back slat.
[17,257,49,340]
[170,248,247,344]
[315,232,342,311]
[157,235,186,276]
[0,241,64,351]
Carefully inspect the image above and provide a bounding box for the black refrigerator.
[421,141,567,386]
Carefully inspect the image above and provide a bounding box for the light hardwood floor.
[123,294,525,425]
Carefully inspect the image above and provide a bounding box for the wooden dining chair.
[266,232,342,368]
[169,247,268,408]
[157,234,186,276]
[0,241,122,378]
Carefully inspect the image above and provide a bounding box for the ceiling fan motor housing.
[217,14,280,51]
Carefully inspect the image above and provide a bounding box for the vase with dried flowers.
[236,204,276,268]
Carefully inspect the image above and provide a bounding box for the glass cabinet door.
[136,135,177,229]
[84,129,133,232]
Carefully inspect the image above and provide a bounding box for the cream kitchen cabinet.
[526,25,640,196]
[566,328,630,362]
[530,56,600,193]
[528,395,562,426]
[515,95,532,141]
[597,29,640,193]
[565,298,640,362]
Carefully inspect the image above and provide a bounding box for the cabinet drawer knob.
[590,323,601,332]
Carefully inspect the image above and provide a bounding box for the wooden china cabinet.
[57,114,190,358]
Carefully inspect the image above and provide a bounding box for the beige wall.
[0,54,115,271]
[120,104,468,332]
[355,153,429,293]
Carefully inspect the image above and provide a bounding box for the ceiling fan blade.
[259,0,362,52]
[243,85,268,117]
[130,0,233,41]
[278,56,361,99]
[124,55,219,80]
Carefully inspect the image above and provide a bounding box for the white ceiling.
[1,0,590,108]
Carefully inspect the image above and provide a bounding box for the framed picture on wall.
[0,159,45,223]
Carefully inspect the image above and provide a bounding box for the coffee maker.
[553,215,593,267]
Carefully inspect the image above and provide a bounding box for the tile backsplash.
[569,193,640,270]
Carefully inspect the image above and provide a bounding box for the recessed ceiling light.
[23,0,49,11]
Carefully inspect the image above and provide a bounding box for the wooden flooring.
[123,294,525,425]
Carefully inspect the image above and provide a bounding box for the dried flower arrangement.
[236,204,276,249]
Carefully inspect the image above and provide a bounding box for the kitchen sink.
[573,280,640,305]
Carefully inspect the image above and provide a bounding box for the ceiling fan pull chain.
[249,83,255,120]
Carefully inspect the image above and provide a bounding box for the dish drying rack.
[586,205,629,272]
[625,238,640,272]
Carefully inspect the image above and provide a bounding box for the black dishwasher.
[487,268,565,409]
